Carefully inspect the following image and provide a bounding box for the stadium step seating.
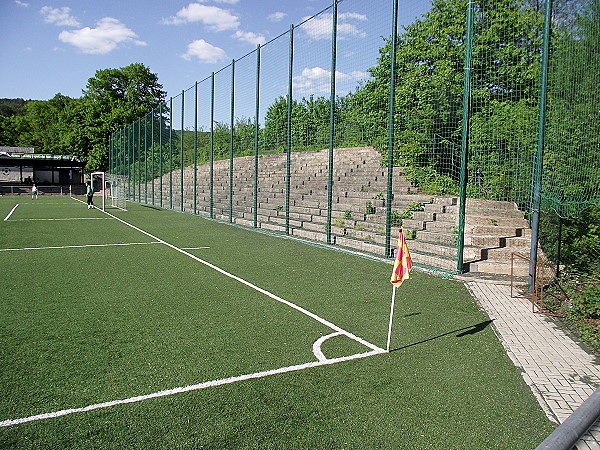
[144,147,535,277]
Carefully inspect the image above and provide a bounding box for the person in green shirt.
[86,181,94,209]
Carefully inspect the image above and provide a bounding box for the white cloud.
[40,6,80,27]
[293,66,369,95]
[268,12,287,23]
[162,3,239,31]
[233,30,265,46]
[300,12,367,40]
[182,39,228,63]
[15,0,29,7]
[58,17,146,55]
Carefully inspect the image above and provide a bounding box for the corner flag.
[387,230,412,352]
[390,230,412,287]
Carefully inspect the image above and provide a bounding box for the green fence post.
[254,44,261,229]
[286,24,294,235]
[169,97,173,210]
[194,81,198,215]
[112,133,114,176]
[327,0,338,246]
[529,0,553,291]
[159,103,163,208]
[113,131,116,177]
[111,131,115,175]
[210,72,215,219]
[131,124,135,201]
[109,134,112,176]
[116,133,119,176]
[123,129,126,179]
[132,124,135,201]
[134,119,138,201]
[112,134,115,176]
[385,0,399,257]
[181,90,185,212]
[110,131,114,176]
[132,122,135,201]
[122,130,124,179]
[122,130,125,178]
[137,117,142,203]
[151,107,155,205]
[128,125,131,201]
[144,114,148,204]
[131,123,135,202]
[230,59,236,223]
[456,0,475,273]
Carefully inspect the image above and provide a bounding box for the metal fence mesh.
[109,0,599,277]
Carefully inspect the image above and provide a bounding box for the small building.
[0,147,86,194]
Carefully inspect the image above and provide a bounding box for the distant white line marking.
[8,218,111,221]
[313,332,344,362]
[0,350,380,428]
[0,242,160,252]
[4,204,19,221]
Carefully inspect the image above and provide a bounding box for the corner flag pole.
[386,286,397,352]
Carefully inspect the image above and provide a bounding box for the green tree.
[0,63,166,173]
[233,117,256,156]
[543,0,600,218]
[12,94,78,155]
[0,115,18,146]
[262,95,339,153]
[80,63,166,171]
[0,98,27,117]
[262,96,290,153]
[347,0,544,198]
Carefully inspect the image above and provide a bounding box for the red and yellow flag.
[390,230,412,287]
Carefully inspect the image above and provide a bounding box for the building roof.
[0,146,35,153]
[0,152,84,168]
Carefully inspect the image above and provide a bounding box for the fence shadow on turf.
[390,320,494,353]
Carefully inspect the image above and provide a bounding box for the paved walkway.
[464,280,600,449]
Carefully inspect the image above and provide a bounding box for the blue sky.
[1,0,432,102]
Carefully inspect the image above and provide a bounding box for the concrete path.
[464,280,600,449]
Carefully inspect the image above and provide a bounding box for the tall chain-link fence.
[109,0,599,278]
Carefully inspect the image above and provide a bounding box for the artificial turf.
[0,196,554,448]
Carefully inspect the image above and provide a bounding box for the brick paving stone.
[463,280,600,448]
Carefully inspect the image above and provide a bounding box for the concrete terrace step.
[468,259,530,277]
[148,146,538,277]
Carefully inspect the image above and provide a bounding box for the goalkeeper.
[86,181,94,209]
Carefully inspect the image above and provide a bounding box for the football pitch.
[0,196,553,448]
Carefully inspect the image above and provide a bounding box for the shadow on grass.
[391,320,494,352]
[139,204,164,211]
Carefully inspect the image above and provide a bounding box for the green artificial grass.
[0,196,554,448]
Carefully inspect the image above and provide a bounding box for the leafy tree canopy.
[0,63,166,172]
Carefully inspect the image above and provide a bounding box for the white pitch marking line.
[313,332,344,362]
[0,242,161,252]
[69,197,385,355]
[4,204,19,221]
[8,218,111,221]
[0,349,381,428]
